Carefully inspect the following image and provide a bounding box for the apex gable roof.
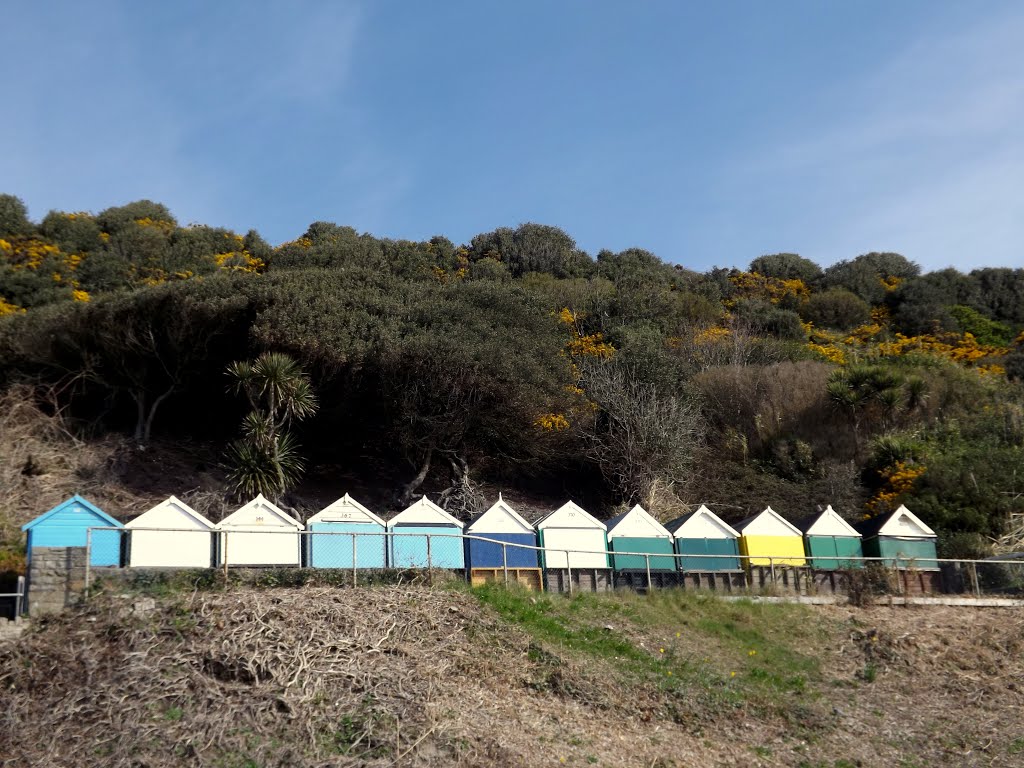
[388,496,464,528]
[125,495,215,530]
[22,495,122,531]
[796,505,862,537]
[307,493,385,527]
[664,505,739,538]
[734,506,802,537]
[855,504,936,539]
[605,504,672,538]
[466,494,534,533]
[534,500,606,531]
[217,494,303,530]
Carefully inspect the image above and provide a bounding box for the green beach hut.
[855,505,938,569]
[796,505,863,569]
[605,504,676,572]
[664,505,741,571]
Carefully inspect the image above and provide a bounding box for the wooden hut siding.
[735,507,807,567]
[215,495,303,567]
[125,496,215,568]
[387,497,465,570]
[665,506,742,571]
[306,495,386,569]
[798,506,863,570]
[605,505,676,572]
[21,496,123,567]
[535,502,609,570]
[464,496,539,569]
[805,536,863,569]
[608,537,676,571]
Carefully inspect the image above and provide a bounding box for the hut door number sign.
[255,516,264,525]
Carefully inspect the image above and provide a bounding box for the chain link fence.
[77,526,1024,601]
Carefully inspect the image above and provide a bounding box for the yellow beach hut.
[735,506,807,567]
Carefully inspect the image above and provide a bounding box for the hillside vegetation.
[2,582,1023,767]
[1,192,1023,564]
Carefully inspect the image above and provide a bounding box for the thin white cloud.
[727,6,1024,270]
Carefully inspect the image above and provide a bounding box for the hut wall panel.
[27,507,122,567]
[539,529,609,569]
[217,530,301,567]
[469,568,543,591]
[608,537,676,572]
[739,535,807,566]
[129,530,214,568]
[675,538,741,571]
[465,533,538,568]
[307,523,386,568]
[389,526,465,569]
[805,536,863,570]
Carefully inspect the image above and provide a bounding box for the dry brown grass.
[2,585,1024,768]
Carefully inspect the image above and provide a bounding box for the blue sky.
[2,1,1022,271]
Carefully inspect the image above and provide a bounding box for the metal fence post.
[352,533,358,587]
[222,531,229,580]
[566,551,573,595]
[769,555,776,586]
[84,527,92,599]
[645,553,652,592]
[426,534,433,585]
[16,574,25,617]
[502,542,509,588]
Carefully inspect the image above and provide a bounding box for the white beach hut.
[535,501,609,569]
[215,494,303,567]
[125,496,216,568]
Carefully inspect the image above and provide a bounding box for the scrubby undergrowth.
[1,584,1023,767]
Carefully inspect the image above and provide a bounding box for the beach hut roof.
[855,505,936,539]
[795,505,862,537]
[466,493,534,533]
[217,494,303,530]
[307,493,385,526]
[534,500,607,531]
[125,495,215,530]
[605,504,672,539]
[734,506,802,537]
[22,495,122,531]
[663,505,739,538]
[388,496,464,528]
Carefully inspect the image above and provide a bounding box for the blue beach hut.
[22,495,123,567]
[306,494,387,568]
[387,497,465,569]
[464,494,539,569]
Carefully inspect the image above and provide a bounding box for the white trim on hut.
[876,504,936,538]
[735,506,803,537]
[465,494,534,535]
[664,505,739,539]
[535,501,608,570]
[801,505,862,537]
[307,493,386,527]
[604,504,673,541]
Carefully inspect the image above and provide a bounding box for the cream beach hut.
[126,496,215,568]
[215,494,303,566]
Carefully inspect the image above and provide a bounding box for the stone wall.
[0,616,28,643]
[27,547,87,617]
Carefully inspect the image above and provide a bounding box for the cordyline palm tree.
[226,352,318,500]
[826,365,927,459]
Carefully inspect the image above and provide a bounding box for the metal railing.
[0,575,26,618]
[78,526,1024,600]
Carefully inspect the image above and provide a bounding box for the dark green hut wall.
[674,538,741,571]
[804,536,863,569]
[862,536,938,568]
[608,537,675,571]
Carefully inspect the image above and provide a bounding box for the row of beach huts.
[21,492,940,576]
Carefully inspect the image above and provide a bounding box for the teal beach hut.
[22,495,123,567]
[387,497,465,569]
[796,505,863,569]
[306,494,387,568]
[664,505,741,571]
[855,505,938,569]
[605,505,676,571]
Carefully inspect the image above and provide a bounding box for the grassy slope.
[2,581,1023,767]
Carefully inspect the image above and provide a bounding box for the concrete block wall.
[27,547,88,617]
